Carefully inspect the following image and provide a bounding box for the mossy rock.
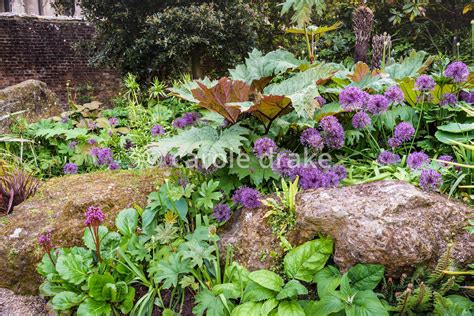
[0,168,167,295]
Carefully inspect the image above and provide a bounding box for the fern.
[428,244,453,285]
[148,124,249,168]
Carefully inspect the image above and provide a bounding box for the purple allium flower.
[84,206,105,226]
[87,138,97,145]
[407,151,429,169]
[439,93,457,107]
[388,137,403,148]
[172,117,187,129]
[63,162,78,174]
[161,154,176,167]
[444,61,470,83]
[108,117,119,127]
[212,204,232,222]
[352,112,371,129]
[384,86,405,104]
[232,187,262,209]
[339,86,368,111]
[330,164,347,181]
[366,95,390,115]
[315,96,327,106]
[272,151,297,177]
[377,151,401,165]
[151,124,165,137]
[300,128,324,150]
[419,169,443,192]
[60,114,69,123]
[38,231,53,249]
[294,165,326,189]
[253,137,277,157]
[461,91,474,104]
[88,121,98,130]
[173,112,200,129]
[394,122,415,142]
[415,75,435,92]
[437,155,454,168]
[90,147,113,166]
[320,116,345,149]
[108,161,120,170]
[68,141,77,149]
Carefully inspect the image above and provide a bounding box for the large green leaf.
[169,77,217,103]
[115,208,138,236]
[231,302,263,316]
[229,153,278,186]
[276,280,308,300]
[347,264,384,291]
[435,130,474,145]
[150,253,192,289]
[283,237,333,282]
[230,49,305,90]
[437,122,474,133]
[246,95,293,131]
[280,0,326,27]
[193,289,226,316]
[51,291,85,311]
[304,296,344,316]
[314,266,341,298]
[77,298,112,316]
[88,273,115,301]
[346,290,389,316]
[264,63,342,117]
[248,270,284,292]
[242,281,276,303]
[384,50,434,80]
[277,300,305,316]
[56,253,90,285]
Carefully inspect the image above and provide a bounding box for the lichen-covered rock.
[0,80,61,133]
[0,169,166,295]
[219,207,283,271]
[289,180,473,276]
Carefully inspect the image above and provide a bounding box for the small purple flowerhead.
[407,151,429,170]
[377,151,401,165]
[173,112,200,129]
[388,137,403,148]
[461,91,474,104]
[232,187,261,209]
[415,75,435,92]
[315,96,327,106]
[88,121,98,130]
[437,155,454,168]
[272,151,296,177]
[63,162,78,175]
[366,95,389,115]
[161,154,176,167]
[294,165,325,189]
[87,138,97,145]
[419,169,443,192]
[444,61,470,83]
[151,124,165,137]
[84,206,105,226]
[439,93,457,107]
[212,204,232,222]
[394,122,415,142]
[253,137,277,157]
[108,161,120,170]
[38,231,53,250]
[68,141,77,150]
[108,117,119,127]
[352,111,371,129]
[60,114,69,123]
[384,86,405,104]
[91,147,113,166]
[320,116,345,149]
[339,86,367,111]
[300,128,324,150]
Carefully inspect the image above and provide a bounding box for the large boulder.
[0,80,62,133]
[220,180,473,276]
[0,169,166,295]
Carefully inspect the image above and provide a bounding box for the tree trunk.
[191,51,203,79]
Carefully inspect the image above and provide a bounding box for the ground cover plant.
[0,1,473,315]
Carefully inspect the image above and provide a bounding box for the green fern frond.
[428,244,453,285]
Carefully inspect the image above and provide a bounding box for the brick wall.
[0,14,121,104]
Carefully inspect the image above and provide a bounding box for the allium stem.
[409,95,425,155]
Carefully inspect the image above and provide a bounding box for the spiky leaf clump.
[352,5,374,63]
[0,168,40,214]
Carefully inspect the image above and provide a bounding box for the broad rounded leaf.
[51,291,84,311]
[276,280,308,300]
[56,253,90,285]
[231,302,263,316]
[115,208,138,236]
[88,273,115,301]
[438,123,474,133]
[77,298,112,316]
[248,270,284,292]
[277,300,305,316]
[347,264,384,291]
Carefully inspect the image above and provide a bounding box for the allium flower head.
[161,154,176,167]
[272,151,296,177]
[87,138,97,145]
[440,93,457,107]
[320,116,345,149]
[60,114,69,123]
[415,75,435,92]
[88,121,98,130]
[384,86,405,104]
[377,151,401,165]
[108,161,120,170]
[388,137,403,148]
[437,155,454,168]
[444,61,469,83]
[419,169,443,192]
[407,151,429,169]
[366,95,389,114]
[68,141,77,150]
[63,162,78,175]
[339,86,367,111]
[352,111,371,129]
[151,124,165,137]
[232,187,262,209]
[315,96,327,106]
[291,164,346,190]
[300,128,324,150]
[461,91,474,104]
[394,122,415,142]
[212,204,231,222]
[253,137,277,157]
[91,147,113,166]
[173,112,200,129]
[84,206,105,226]
[108,117,119,127]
